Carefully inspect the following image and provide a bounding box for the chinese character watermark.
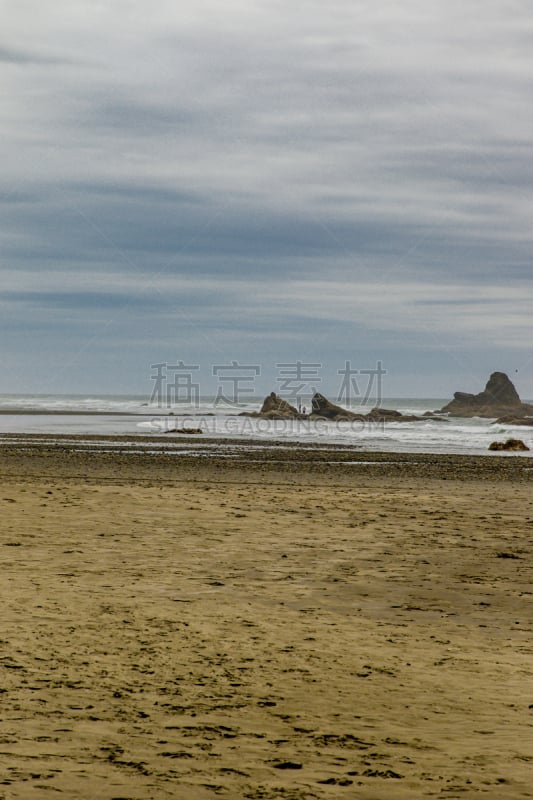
[150,361,200,407]
[149,359,386,411]
[275,361,322,410]
[336,360,386,407]
[212,361,261,405]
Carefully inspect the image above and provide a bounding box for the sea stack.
[440,372,533,419]
[239,392,304,419]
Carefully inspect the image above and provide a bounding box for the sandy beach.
[1,438,532,799]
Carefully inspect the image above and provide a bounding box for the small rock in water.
[164,427,203,435]
[488,438,529,451]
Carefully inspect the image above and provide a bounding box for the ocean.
[0,393,531,457]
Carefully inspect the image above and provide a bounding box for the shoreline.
[0,433,532,484]
[1,410,532,461]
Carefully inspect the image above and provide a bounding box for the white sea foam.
[0,394,531,456]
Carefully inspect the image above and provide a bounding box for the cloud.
[1,0,532,393]
[0,43,72,65]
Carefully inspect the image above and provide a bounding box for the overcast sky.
[2,0,533,399]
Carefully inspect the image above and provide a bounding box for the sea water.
[0,393,531,456]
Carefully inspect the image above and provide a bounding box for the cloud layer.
[2,0,532,396]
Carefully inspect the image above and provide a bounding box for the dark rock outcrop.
[495,415,533,426]
[310,393,365,421]
[260,392,300,417]
[310,393,429,422]
[243,392,432,423]
[488,438,530,452]
[365,407,429,422]
[240,392,304,420]
[440,372,533,418]
[164,427,203,434]
[479,371,521,405]
[241,392,447,423]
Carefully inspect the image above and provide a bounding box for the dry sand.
[0,439,532,799]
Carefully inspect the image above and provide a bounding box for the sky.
[1,0,533,400]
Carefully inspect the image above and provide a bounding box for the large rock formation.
[242,392,432,423]
[440,372,533,418]
[309,393,426,422]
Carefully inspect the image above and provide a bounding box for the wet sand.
[0,438,532,799]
